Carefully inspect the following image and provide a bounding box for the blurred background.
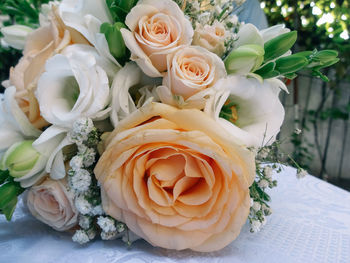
[261,0,350,191]
[0,0,349,190]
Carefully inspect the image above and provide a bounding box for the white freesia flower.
[36,45,111,128]
[208,76,285,147]
[110,62,161,127]
[229,23,291,81]
[120,0,194,77]
[59,0,120,67]
[1,25,33,50]
[235,23,290,48]
[158,45,226,110]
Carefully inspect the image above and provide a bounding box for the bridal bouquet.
[0,0,338,252]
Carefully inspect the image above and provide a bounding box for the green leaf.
[0,183,18,209]
[1,196,18,221]
[264,31,298,62]
[254,61,278,79]
[0,170,10,185]
[100,22,128,64]
[284,73,298,80]
[118,0,138,13]
[275,54,309,74]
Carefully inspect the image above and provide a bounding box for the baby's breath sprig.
[248,162,277,233]
[67,118,134,246]
[248,128,308,233]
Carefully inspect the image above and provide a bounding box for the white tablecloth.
[1,166,350,263]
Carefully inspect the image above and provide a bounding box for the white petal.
[235,23,264,48]
[260,24,290,43]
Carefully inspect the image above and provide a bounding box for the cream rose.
[8,3,89,129]
[120,0,194,77]
[95,102,255,252]
[192,21,227,57]
[27,177,78,231]
[157,45,226,109]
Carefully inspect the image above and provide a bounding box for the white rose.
[120,0,194,77]
[208,76,285,147]
[157,45,226,109]
[27,177,78,231]
[192,21,227,57]
[36,44,111,128]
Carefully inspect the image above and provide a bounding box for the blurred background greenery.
[261,0,350,190]
[0,0,349,190]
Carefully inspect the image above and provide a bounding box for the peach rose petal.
[95,103,255,251]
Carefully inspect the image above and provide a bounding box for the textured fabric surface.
[1,166,349,263]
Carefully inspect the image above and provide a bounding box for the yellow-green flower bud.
[225,44,265,75]
[0,140,40,178]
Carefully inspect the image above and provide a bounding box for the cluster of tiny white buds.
[79,214,92,230]
[294,128,302,135]
[69,155,84,171]
[250,219,262,233]
[91,204,104,216]
[297,168,308,179]
[69,169,91,193]
[258,179,269,188]
[252,201,261,212]
[97,216,117,233]
[68,117,94,145]
[75,195,93,215]
[258,147,270,159]
[72,230,90,245]
[101,231,118,241]
[263,166,273,180]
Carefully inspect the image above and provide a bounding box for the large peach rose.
[120,0,194,77]
[8,4,88,129]
[95,102,255,252]
[27,177,78,231]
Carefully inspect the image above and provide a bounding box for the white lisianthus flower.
[58,0,120,67]
[157,45,226,110]
[120,0,194,77]
[207,76,285,147]
[36,45,111,128]
[110,62,161,127]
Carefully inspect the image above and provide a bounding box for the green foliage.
[100,22,129,65]
[0,0,49,84]
[106,0,138,23]
[262,0,350,81]
[0,170,24,221]
[0,0,49,27]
